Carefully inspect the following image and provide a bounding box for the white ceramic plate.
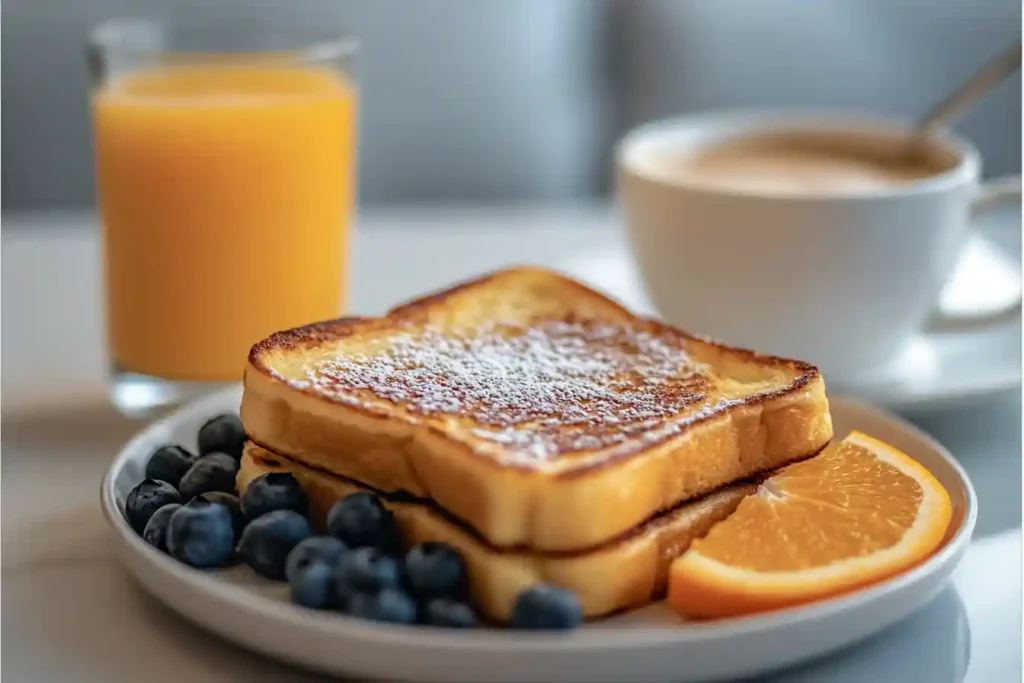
[557,246,1021,413]
[102,387,976,683]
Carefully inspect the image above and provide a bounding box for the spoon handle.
[917,42,1021,134]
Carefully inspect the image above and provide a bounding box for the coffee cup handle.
[926,176,1022,332]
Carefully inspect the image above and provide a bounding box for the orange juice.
[93,64,356,381]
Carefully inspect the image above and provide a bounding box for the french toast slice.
[238,442,754,622]
[242,267,832,552]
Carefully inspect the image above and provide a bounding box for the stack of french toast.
[238,267,833,622]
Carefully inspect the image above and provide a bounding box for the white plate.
[557,246,1021,413]
[101,387,977,683]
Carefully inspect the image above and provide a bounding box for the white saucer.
[558,244,1021,413]
[102,387,976,683]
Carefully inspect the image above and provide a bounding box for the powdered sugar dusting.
[293,320,721,461]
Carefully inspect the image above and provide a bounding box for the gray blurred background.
[3,0,1021,210]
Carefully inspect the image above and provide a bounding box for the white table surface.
[2,207,1021,683]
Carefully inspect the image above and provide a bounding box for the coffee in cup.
[652,131,950,197]
[616,111,1020,384]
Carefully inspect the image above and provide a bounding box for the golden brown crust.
[240,266,834,552]
[385,266,636,321]
[248,316,369,358]
[246,269,822,474]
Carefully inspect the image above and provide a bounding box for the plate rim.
[100,387,978,653]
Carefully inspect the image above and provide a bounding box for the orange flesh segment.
[667,431,952,619]
[696,441,922,571]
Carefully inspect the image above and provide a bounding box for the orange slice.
[667,431,952,619]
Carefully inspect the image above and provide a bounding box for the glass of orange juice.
[88,19,357,416]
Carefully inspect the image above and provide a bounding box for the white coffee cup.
[616,110,1021,385]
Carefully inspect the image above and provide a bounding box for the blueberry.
[237,510,312,580]
[509,584,583,630]
[166,498,236,568]
[141,503,181,552]
[346,588,417,624]
[144,445,196,489]
[290,562,336,610]
[423,598,478,628]
[326,492,397,550]
[286,536,348,583]
[197,414,246,459]
[197,492,245,541]
[374,525,405,557]
[241,472,308,520]
[403,542,467,599]
[178,453,239,501]
[125,479,183,534]
[336,547,400,595]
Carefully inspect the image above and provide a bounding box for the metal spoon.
[910,42,1021,156]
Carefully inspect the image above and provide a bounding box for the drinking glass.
[88,18,358,416]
